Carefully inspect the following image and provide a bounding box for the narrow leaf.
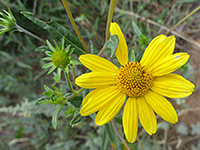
[52,104,64,129]
[21,12,85,55]
[132,20,142,37]
[101,127,109,150]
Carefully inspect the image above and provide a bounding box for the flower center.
[52,51,69,68]
[117,61,153,97]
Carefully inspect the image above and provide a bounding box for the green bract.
[0,8,16,36]
[42,37,78,82]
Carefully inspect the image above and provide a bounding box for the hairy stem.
[62,88,85,104]
[15,24,46,44]
[61,0,89,53]
[165,6,200,35]
[63,69,76,94]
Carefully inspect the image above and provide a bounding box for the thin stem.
[63,69,76,94]
[111,120,130,150]
[165,6,200,35]
[98,0,116,56]
[71,64,78,90]
[137,137,144,150]
[97,44,106,56]
[15,24,46,44]
[61,0,89,53]
[105,0,116,42]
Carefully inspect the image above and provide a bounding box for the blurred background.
[0,0,200,149]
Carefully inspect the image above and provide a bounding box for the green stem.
[105,0,116,42]
[61,0,89,53]
[15,24,46,44]
[71,65,78,90]
[62,88,85,104]
[98,0,116,56]
[63,68,76,94]
[165,6,200,35]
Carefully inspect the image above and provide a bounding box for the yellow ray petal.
[75,72,117,89]
[79,54,119,74]
[110,22,128,65]
[80,85,121,116]
[150,53,189,76]
[141,35,175,68]
[137,96,157,135]
[152,74,195,98]
[145,91,178,124]
[95,93,126,125]
[123,97,138,143]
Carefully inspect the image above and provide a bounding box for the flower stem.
[62,88,85,104]
[165,6,200,35]
[105,0,116,42]
[71,65,78,90]
[63,68,76,94]
[98,0,116,56]
[61,0,89,53]
[111,120,130,150]
[137,137,144,150]
[15,24,46,44]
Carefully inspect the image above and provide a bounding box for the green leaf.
[69,96,82,108]
[132,20,142,37]
[42,62,53,68]
[70,112,81,127]
[130,49,136,62]
[70,59,81,65]
[101,127,109,150]
[38,99,53,104]
[105,123,122,150]
[43,84,53,92]
[21,12,85,55]
[104,123,115,144]
[16,61,32,69]
[104,35,119,57]
[46,40,56,52]
[52,104,64,129]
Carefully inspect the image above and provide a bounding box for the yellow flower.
[75,22,195,143]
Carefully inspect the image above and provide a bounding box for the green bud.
[52,51,70,68]
[0,8,16,36]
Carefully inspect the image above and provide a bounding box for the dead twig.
[115,8,200,50]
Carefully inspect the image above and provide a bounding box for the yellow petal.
[141,35,175,68]
[137,96,157,135]
[80,85,121,116]
[75,72,117,89]
[95,93,126,125]
[123,97,138,143]
[152,74,195,98]
[79,54,119,74]
[110,22,128,65]
[150,53,189,76]
[145,91,178,124]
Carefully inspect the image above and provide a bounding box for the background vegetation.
[0,0,200,149]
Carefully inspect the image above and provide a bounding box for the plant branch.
[137,137,144,150]
[61,0,89,53]
[63,68,76,94]
[111,120,130,150]
[15,24,46,44]
[98,0,116,56]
